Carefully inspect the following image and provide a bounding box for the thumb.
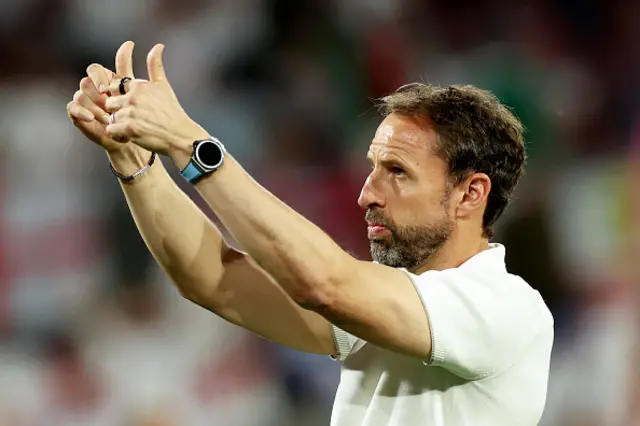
[115,41,136,79]
[147,44,167,83]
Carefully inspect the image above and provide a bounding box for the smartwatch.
[180,137,226,183]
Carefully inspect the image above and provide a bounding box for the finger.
[146,44,167,82]
[67,101,94,123]
[108,77,142,97]
[80,77,107,111]
[68,102,109,143]
[86,63,114,94]
[73,90,110,125]
[113,106,134,121]
[105,95,129,113]
[116,41,136,79]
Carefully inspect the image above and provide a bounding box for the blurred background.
[0,0,638,424]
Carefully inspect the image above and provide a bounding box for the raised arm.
[102,42,434,360]
[66,42,335,355]
[109,148,334,354]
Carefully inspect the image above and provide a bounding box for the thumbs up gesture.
[104,41,208,161]
[67,41,148,153]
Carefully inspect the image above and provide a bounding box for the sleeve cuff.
[402,269,446,366]
[330,324,357,361]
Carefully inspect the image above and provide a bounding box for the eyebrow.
[367,153,411,170]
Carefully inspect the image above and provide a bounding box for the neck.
[411,231,489,274]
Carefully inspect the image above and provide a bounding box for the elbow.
[177,283,224,313]
[177,285,200,303]
[172,268,225,311]
[176,282,207,305]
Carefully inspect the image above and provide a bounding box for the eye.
[390,166,406,176]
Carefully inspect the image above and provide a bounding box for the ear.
[455,173,491,219]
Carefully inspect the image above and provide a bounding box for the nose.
[358,173,385,210]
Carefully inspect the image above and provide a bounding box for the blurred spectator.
[0,78,108,338]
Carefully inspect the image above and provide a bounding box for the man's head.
[358,83,526,269]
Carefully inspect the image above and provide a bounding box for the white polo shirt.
[330,244,554,426]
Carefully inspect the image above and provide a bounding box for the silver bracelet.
[109,152,157,182]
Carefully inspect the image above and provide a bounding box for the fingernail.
[100,114,110,125]
[83,114,95,122]
[99,84,108,93]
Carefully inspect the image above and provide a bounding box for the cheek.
[409,194,452,226]
[388,196,430,228]
[386,179,449,226]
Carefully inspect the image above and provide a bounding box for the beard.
[365,207,453,270]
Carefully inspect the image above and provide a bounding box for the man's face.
[358,113,455,270]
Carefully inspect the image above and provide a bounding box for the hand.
[66,41,150,155]
[104,43,208,161]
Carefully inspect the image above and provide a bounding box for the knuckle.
[67,105,80,123]
[80,77,92,87]
[109,83,120,96]
[129,84,143,96]
[105,99,117,112]
[127,122,141,136]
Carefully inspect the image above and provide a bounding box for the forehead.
[368,113,439,162]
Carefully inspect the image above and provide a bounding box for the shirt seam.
[403,270,442,366]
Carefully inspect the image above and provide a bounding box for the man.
[66,41,553,425]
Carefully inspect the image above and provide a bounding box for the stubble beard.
[366,208,454,270]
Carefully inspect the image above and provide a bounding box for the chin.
[370,247,401,268]
[369,243,428,270]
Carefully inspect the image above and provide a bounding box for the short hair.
[378,83,526,238]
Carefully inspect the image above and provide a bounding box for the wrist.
[169,120,211,170]
[107,144,151,174]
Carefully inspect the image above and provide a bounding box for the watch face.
[195,140,224,170]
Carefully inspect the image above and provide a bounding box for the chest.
[338,343,468,399]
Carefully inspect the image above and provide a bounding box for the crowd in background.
[0,0,639,425]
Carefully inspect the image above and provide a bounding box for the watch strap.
[181,160,204,183]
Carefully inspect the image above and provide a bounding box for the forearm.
[109,147,337,354]
[107,147,229,302]
[189,154,353,306]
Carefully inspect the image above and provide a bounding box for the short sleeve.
[330,324,359,361]
[405,268,547,380]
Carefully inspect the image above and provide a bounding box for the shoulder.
[406,244,553,354]
[410,265,551,328]
[410,244,551,318]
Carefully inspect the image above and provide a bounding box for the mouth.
[367,223,391,238]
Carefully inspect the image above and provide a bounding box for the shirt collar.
[458,243,507,272]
